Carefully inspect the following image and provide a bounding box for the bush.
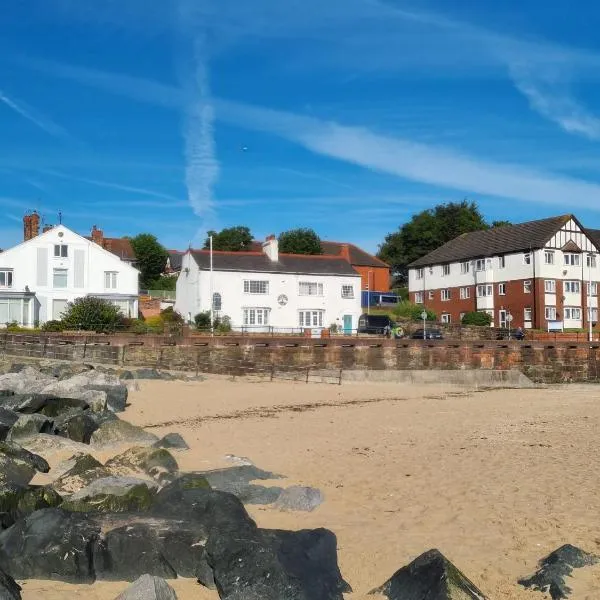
[145,315,165,333]
[41,320,64,332]
[215,315,232,334]
[194,311,211,330]
[148,276,177,291]
[126,319,150,334]
[61,297,125,333]
[461,311,493,326]
[393,302,436,322]
[160,306,184,324]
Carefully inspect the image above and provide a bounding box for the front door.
[498,309,507,329]
[343,315,353,335]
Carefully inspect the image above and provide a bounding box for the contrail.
[0,90,69,138]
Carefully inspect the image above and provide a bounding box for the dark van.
[357,314,396,334]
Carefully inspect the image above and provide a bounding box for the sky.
[2,1,600,253]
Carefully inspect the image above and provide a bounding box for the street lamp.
[421,310,428,340]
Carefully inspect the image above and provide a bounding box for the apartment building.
[408,215,599,329]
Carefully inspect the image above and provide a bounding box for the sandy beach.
[20,377,600,599]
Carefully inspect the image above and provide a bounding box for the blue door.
[343,315,353,335]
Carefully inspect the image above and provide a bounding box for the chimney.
[91,225,104,246]
[23,211,40,241]
[339,243,351,263]
[262,234,279,262]
[43,225,53,233]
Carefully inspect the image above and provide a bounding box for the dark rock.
[6,414,53,441]
[91,420,159,448]
[62,477,157,513]
[0,441,49,485]
[114,574,177,600]
[53,410,98,443]
[274,486,324,512]
[52,453,111,495]
[0,508,100,583]
[370,549,488,600]
[84,384,127,413]
[93,523,177,581]
[88,410,119,427]
[1,393,86,416]
[518,544,599,600]
[0,409,19,442]
[0,566,21,600]
[153,433,189,450]
[37,396,90,418]
[0,484,62,529]
[128,369,174,381]
[105,447,178,482]
[0,441,49,472]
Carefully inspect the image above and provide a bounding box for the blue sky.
[2,1,600,253]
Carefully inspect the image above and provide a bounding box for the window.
[442,264,451,276]
[441,313,451,324]
[544,279,556,293]
[414,292,424,304]
[54,244,68,258]
[441,289,451,301]
[0,270,13,288]
[477,284,493,297]
[212,292,222,311]
[564,253,580,266]
[498,256,505,269]
[243,308,270,326]
[415,268,424,280]
[460,261,469,274]
[498,283,506,295]
[299,310,324,328]
[545,306,557,320]
[0,298,24,324]
[299,282,323,296]
[587,254,597,268]
[544,251,555,265]
[564,307,582,320]
[523,252,531,265]
[588,307,598,322]
[524,280,532,293]
[475,259,487,272]
[244,280,269,294]
[524,307,532,322]
[53,268,67,288]
[564,281,580,293]
[459,287,470,300]
[428,291,434,300]
[104,271,118,289]
[341,285,354,299]
[587,282,598,296]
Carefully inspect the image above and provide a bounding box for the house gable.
[545,216,599,253]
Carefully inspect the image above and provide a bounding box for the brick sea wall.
[1,333,599,383]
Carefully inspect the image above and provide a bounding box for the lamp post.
[588,253,593,342]
[209,235,214,337]
[421,310,427,340]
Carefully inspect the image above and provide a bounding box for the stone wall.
[1,333,599,383]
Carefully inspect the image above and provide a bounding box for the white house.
[0,213,139,326]
[175,236,362,332]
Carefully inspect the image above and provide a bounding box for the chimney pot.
[262,235,279,262]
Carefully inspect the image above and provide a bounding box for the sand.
[18,378,600,599]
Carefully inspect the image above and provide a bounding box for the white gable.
[545,219,598,253]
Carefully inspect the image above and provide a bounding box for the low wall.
[1,333,599,383]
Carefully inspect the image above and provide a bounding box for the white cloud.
[0,90,69,138]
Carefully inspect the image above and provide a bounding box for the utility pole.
[209,235,214,337]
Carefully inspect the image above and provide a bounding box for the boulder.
[115,574,177,600]
[0,508,100,583]
[105,447,178,482]
[53,410,98,443]
[62,477,157,513]
[7,414,53,441]
[52,453,111,495]
[0,368,54,395]
[274,486,324,512]
[0,441,50,473]
[79,389,108,413]
[0,409,19,442]
[370,549,488,600]
[18,433,91,460]
[93,523,177,581]
[0,484,62,529]
[0,566,21,600]
[518,544,599,600]
[83,384,127,412]
[0,442,49,485]
[153,433,189,450]
[37,396,90,418]
[91,420,159,449]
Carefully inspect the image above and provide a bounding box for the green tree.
[204,226,253,251]
[278,228,322,255]
[378,200,488,283]
[61,297,125,332]
[393,302,436,322]
[130,234,169,289]
[461,311,493,326]
[148,275,177,291]
[491,220,512,228]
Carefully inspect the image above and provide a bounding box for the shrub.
[393,302,436,322]
[160,306,184,324]
[41,320,64,332]
[194,311,211,330]
[61,297,125,333]
[144,315,164,333]
[126,319,150,334]
[461,311,492,326]
[215,315,232,334]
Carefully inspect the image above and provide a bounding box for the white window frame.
[54,244,68,258]
[441,289,451,301]
[53,268,68,289]
[523,252,531,265]
[414,291,424,304]
[524,307,532,322]
[460,261,469,274]
[564,307,582,320]
[564,280,580,294]
[587,253,597,268]
[587,282,598,296]
[498,256,505,269]
[498,283,506,296]
[524,280,532,293]
[299,281,323,297]
[588,307,598,322]
[477,284,493,297]
[415,268,424,280]
[244,280,269,295]
[545,306,557,320]
[428,290,434,300]
[459,287,470,300]
[441,313,451,324]
[0,270,13,289]
[341,285,354,299]
[544,251,555,265]
[243,307,270,326]
[475,259,487,272]
[104,271,118,289]
[564,253,581,267]
[544,279,556,293]
[298,310,324,328]
[442,264,451,277]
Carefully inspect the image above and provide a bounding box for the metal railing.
[139,290,176,300]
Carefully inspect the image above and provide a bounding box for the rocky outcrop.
[0,484,62,529]
[153,433,189,450]
[114,574,177,600]
[0,567,21,600]
[0,441,49,486]
[52,453,111,495]
[6,414,53,441]
[91,420,159,448]
[105,447,179,482]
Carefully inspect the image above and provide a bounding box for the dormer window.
[54,244,68,258]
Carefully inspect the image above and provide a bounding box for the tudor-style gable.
[544,216,599,254]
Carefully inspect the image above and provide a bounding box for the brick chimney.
[339,243,351,262]
[262,234,279,262]
[91,225,104,246]
[23,211,40,241]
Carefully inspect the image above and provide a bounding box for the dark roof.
[167,250,183,271]
[87,236,136,262]
[189,251,360,276]
[410,215,573,268]
[587,228,600,248]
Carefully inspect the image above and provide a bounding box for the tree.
[378,200,488,283]
[130,234,169,289]
[278,228,322,255]
[393,302,436,322]
[204,226,253,251]
[61,297,124,332]
[148,275,177,291]
[491,220,512,228]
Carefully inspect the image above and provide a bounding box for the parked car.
[496,328,525,340]
[410,328,444,340]
[357,314,397,335]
